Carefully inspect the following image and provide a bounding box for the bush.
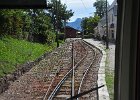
[83,33,93,38]
[46,31,56,45]
[58,33,64,40]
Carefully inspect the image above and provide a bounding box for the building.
[65,26,79,38]
[95,0,117,42]
[65,18,82,38]
[108,0,117,42]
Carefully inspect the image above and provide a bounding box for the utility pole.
[48,0,59,47]
[56,0,59,47]
[64,19,66,40]
[30,9,35,42]
[71,41,74,100]
[105,0,109,49]
[82,29,84,39]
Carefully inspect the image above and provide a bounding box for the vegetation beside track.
[105,49,114,100]
[0,37,64,77]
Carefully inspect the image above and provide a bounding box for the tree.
[0,9,55,43]
[0,9,29,38]
[81,16,100,35]
[0,6,73,44]
[48,0,74,31]
[93,0,108,18]
[81,17,88,34]
[26,9,55,43]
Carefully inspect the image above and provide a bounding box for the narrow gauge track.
[77,43,102,100]
[43,40,87,100]
[51,41,98,100]
[43,40,101,100]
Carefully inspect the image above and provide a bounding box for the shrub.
[58,33,64,40]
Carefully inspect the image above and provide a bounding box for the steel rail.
[43,40,87,100]
[77,41,97,100]
[47,41,87,100]
[43,42,71,100]
[44,40,101,100]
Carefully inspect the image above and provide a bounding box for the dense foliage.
[0,2,73,77]
[0,1,73,43]
[81,16,100,34]
[0,9,53,43]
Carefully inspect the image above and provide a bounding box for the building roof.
[99,16,106,26]
[65,26,79,31]
[108,0,117,16]
[108,0,117,11]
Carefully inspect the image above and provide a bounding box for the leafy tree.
[81,16,100,34]
[0,9,29,38]
[48,0,74,31]
[0,9,55,43]
[93,0,108,18]
[81,17,88,34]
[0,5,73,44]
[26,9,55,43]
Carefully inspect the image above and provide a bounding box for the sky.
[61,0,114,22]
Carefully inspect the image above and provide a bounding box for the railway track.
[42,39,87,100]
[43,39,102,100]
[77,43,102,100]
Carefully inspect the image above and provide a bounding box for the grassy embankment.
[0,37,63,77]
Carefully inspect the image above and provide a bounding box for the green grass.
[58,40,65,44]
[105,49,114,100]
[0,37,57,77]
[106,71,114,100]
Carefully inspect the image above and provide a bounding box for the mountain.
[66,18,83,31]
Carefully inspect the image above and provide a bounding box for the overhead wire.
[80,0,87,10]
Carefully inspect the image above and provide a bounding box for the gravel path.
[108,43,115,72]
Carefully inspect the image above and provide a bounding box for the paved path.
[108,43,115,72]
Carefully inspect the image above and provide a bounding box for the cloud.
[108,0,114,4]
[61,0,95,8]
[60,0,114,22]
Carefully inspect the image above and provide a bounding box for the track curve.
[43,39,102,100]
